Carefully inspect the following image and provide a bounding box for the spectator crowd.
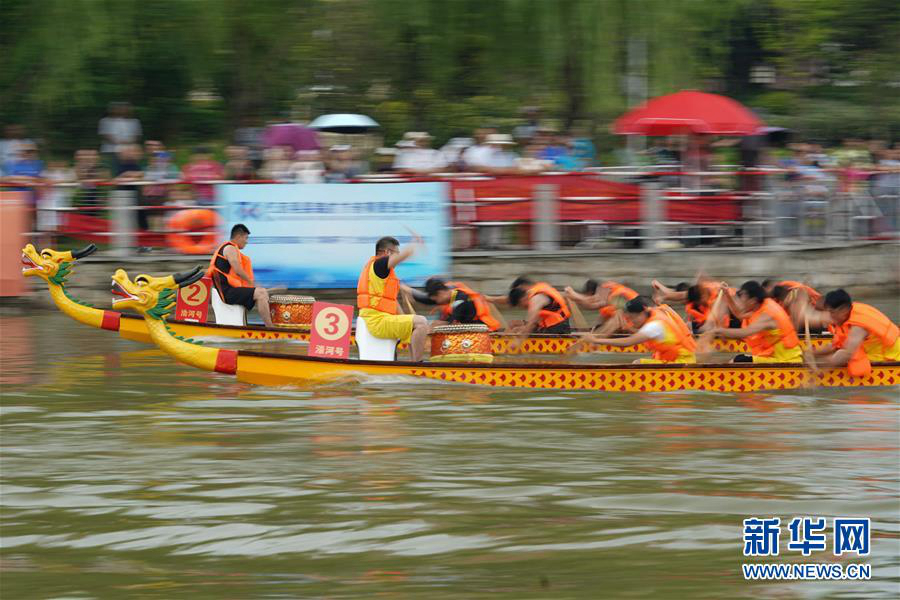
[2,101,899,240]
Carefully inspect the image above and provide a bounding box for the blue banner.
[217,183,450,288]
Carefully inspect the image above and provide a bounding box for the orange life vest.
[685,282,730,327]
[778,280,821,305]
[742,298,800,357]
[526,283,570,329]
[830,302,900,377]
[599,281,639,319]
[643,304,697,362]
[440,281,501,331]
[357,255,399,314]
[206,241,254,299]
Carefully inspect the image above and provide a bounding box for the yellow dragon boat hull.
[232,351,900,392]
[116,314,832,354]
[96,265,900,394]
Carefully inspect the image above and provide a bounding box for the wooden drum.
[430,324,493,363]
[269,294,315,328]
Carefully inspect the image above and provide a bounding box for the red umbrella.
[613,90,762,136]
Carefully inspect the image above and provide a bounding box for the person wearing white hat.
[479,133,519,174]
[461,125,496,171]
[392,131,447,174]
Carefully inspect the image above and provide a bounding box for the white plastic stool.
[211,291,247,326]
[355,316,398,361]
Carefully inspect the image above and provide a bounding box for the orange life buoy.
[166,209,221,255]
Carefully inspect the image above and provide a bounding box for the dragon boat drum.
[430,324,493,363]
[268,295,316,328]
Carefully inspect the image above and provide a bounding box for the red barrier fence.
[446,175,743,224]
[8,170,898,251]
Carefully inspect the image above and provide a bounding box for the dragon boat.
[22,244,835,355]
[106,267,900,393]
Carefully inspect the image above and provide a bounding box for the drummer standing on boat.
[357,235,429,361]
[206,223,274,327]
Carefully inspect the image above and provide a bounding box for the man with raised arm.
[357,235,430,362]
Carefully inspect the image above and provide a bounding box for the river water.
[1,312,898,598]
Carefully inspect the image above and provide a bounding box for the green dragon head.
[111,266,204,320]
[22,244,97,285]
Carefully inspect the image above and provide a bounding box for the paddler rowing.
[651,277,739,333]
[700,280,803,363]
[808,289,900,376]
[564,279,638,334]
[404,277,501,331]
[575,296,697,363]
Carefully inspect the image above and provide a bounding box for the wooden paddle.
[803,310,820,388]
[402,290,417,316]
[696,289,724,352]
[488,302,509,330]
[567,299,589,330]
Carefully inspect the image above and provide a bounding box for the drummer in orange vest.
[506,278,571,335]
[206,223,273,327]
[808,289,900,376]
[357,235,429,361]
[564,279,639,333]
[577,296,696,363]
[702,280,803,363]
[405,277,501,331]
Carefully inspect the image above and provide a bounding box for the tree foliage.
[1,0,897,153]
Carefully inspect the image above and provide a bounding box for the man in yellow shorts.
[357,235,429,361]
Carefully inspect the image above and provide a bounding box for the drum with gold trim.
[269,294,315,328]
[430,324,493,363]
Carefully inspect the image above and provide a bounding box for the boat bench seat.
[211,291,247,326]
[356,316,398,361]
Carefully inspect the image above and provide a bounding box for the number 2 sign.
[308,302,354,359]
[174,277,211,322]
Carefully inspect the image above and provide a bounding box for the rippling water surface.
[1,312,899,598]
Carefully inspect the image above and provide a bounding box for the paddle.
[802,308,821,388]
[567,298,589,330]
[696,289,723,348]
[691,288,725,363]
[402,290,417,316]
[488,301,509,330]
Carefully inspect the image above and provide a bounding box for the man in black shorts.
[206,223,273,327]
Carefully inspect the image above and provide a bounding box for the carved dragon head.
[21,244,97,285]
[111,266,204,320]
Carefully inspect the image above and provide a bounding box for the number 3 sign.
[308,302,354,358]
